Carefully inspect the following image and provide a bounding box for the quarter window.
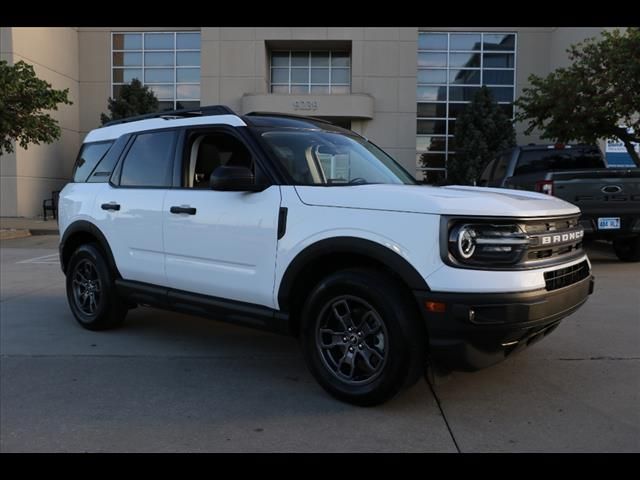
[112,31,201,111]
[417,31,517,182]
[120,131,177,187]
[73,142,114,183]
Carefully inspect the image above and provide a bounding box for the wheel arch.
[60,220,120,277]
[277,236,429,335]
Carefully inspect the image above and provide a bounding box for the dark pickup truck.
[479,144,640,262]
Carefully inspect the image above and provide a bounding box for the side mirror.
[210,165,265,192]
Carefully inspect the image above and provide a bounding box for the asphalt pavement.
[1,235,638,452]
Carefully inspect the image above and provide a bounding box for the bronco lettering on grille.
[540,229,584,245]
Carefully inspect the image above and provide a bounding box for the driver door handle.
[170,206,197,215]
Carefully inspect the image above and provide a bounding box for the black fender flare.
[277,236,430,311]
[59,220,120,277]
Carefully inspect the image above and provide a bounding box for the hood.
[294,184,580,217]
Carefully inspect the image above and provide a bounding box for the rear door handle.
[101,203,120,211]
[170,206,197,215]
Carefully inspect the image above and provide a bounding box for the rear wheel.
[613,236,640,262]
[66,243,127,330]
[300,268,425,406]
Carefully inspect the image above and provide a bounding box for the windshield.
[259,130,416,185]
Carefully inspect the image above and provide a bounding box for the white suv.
[58,106,594,405]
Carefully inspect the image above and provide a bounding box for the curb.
[0,229,32,240]
[29,229,59,236]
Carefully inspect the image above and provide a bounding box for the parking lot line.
[16,253,60,265]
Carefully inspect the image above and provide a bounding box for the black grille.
[544,260,590,291]
[522,215,584,264]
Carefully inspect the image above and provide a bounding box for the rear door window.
[119,130,177,187]
[514,148,605,176]
[72,142,113,182]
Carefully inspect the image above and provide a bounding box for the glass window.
[112,31,201,110]
[291,69,309,83]
[144,68,173,83]
[113,68,142,83]
[73,142,113,183]
[450,33,481,51]
[417,136,447,152]
[449,52,481,68]
[449,86,481,102]
[417,120,447,135]
[177,51,200,66]
[417,86,447,101]
[176,68,200,83]
[177,84,200,100]
[147,84,174,100]
[483,34,516,51]
[145,52,174,66]
[331,68,350,84]
[311,52,329,66]
[145,33,174,50]
[417,152,447,169]
[416,32,517,181]
[113,52,142,67]
[176,32,200,50]
[487,86,514,102]
[418,69,447,84]
[491,152,513,181]
[418,33,447,50]
[113,33,142,50]
[330,85,350,94]
[483,69,514,85]
[418,52,447,67]
[514,148,605,176]
[483,53,514,68]
[120,131,176,187]
[270,50,351,94]
[311,68,329,83]
[417,102,447,118]
[449,69,480,85]
[291,52,309,66]
[331,52,350,67]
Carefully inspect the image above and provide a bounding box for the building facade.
[0,27,609,217]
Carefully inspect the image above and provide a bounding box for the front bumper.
[414,274,594,371]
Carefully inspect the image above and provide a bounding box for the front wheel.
[613,236,640,262]
[300,268,425,406]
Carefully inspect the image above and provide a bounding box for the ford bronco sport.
[59,106,594,406]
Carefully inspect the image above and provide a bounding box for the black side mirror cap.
[209,165,266,192]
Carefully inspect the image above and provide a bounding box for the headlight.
[448,222,530,265]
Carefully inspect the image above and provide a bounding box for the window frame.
[111,31,201,111]
[416,31,517,181]
[72,140,115,183]
[269,50,352,94]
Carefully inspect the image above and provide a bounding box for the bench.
[43,190,60,221]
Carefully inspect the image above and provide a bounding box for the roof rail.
[244,111,333,125]
[101,105,237,127]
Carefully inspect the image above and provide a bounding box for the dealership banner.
[606,127,639,167]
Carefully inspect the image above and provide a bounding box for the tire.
[613,236,640,262]
[65,243,127,330]
[300,268,426,406]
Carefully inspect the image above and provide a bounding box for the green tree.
[100,78,159,125]
[515,27,640,166]
[0,60,72,156]
[447,86,516,185]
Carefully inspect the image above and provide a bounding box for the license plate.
[598,217,620,229]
